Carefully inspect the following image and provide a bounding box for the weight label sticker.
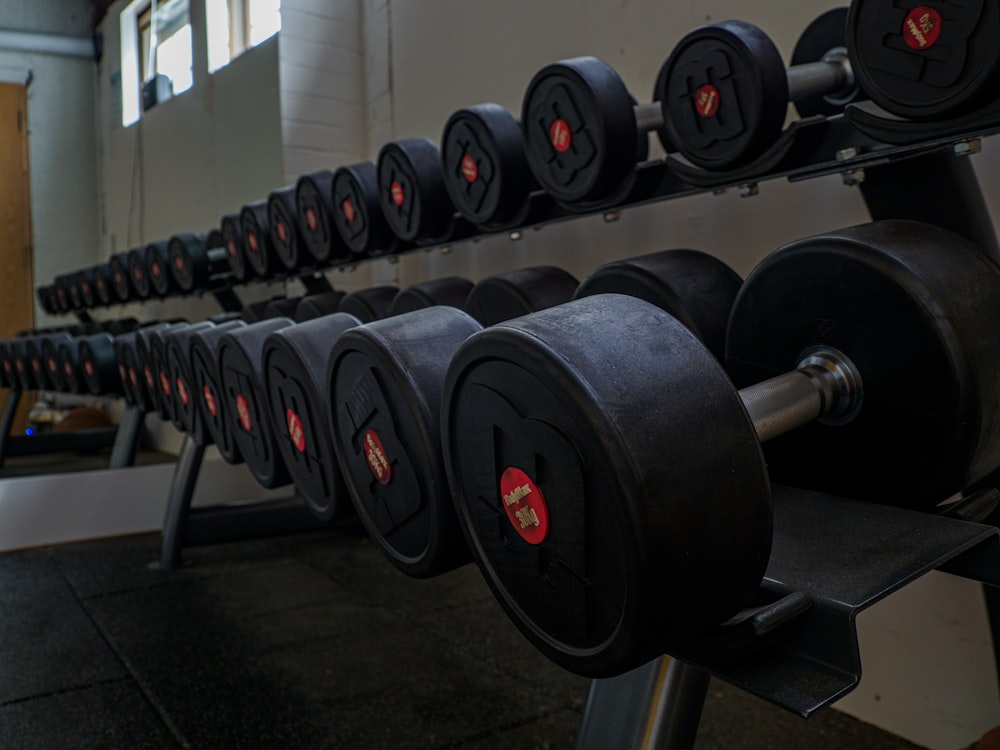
[390,182,405,207]
[695,84,721,118]
[114,271,123,285]
[287,408,306,453]
[175,255,185,271]
[160,371,171,396]
[130,368,138,387]
[228,240,237,257]
[236,394,252,431]
[152,262,161,278]
[363,428,392,485]
[549,118,572,152]
[500,466,550,545]
[461,154,479,182]
[144,367,154,390]
[119,364,126,382]
[85,361,94,377]
[63,361,72,377]
[176,378,189,405]
[342,199,356,223]
[31,359,40,374]
[277,222,288,242]
[248,232,259,254]
[903,6,942,49]
[82,281,90,294]
[204,386,218,416]
[15,360,23,373]
[306,207,318,231]
[48,357,56,374]
[133,266,143,281]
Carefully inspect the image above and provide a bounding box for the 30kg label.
[500,466,550,545]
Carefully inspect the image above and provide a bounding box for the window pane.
[205,0,232,73]
[157,24,193,94]
[248,0,281,46]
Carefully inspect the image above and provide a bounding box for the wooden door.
[0,84,35,435]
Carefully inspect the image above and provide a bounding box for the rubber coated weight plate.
[297,170,350,264]
[57,340,85,394]
[78,269,96,308]
[40,334,71,391]
[339,286,399,323]
[441,104,533,226]
[114,333,140,406]
[218,319,295,487]
[330,307,482,576]
[791,7,859,118]
[377,138,454,242]
[241,201,279,278]
[168,234,207,293]
[165,322,215,435]
[127,248,152,299]
[522,57,637,203]
[442,294,769,677]
[25,337,48,389]
[12,339,36,390]
[67,275,83,310]
[389,277,475,317]
[109,254,132,302]
[263,297,303,322]
[727,221,1000,508]
[847,0,1000,119]
[221,214,253,282]
[191,321,247,463]
[573,249,741,360]
[93,265,114,306]
[264,313,361,520]
[268,186,306,271]
[296,292,346,321]
[331,162,394,257]
[656,21,788,169]
[464,267,579,326]
[151,324,185,422]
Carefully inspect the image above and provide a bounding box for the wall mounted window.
[121,0,194,126]
[206,0,281,74]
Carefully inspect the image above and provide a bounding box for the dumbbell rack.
[568,104,1000,749]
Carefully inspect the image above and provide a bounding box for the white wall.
[0,0,100,329]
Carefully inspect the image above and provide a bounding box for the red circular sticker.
[363,428,392,485]
[461,154,479,182]
[390,181,405,207]
[342,199,356,223]
[159,371,171,396]
[235,394,252,431]
[903,6,942,49]
[152,262,161,278]
[549,118,572,153]
[144,367,154,389]
[175,255,185,271]
[118,364,126,382]
[176,378,189,405]
[203,386,217,416]
[500,466,550,545]
[32,359,41,374]
[84,361,94,377]
[15,360,23,373]
[695,84,721,118]
[133,266,143,281]
[47,357,56,374]
[248,232,259,253]
[306,207,318,231]
[82,281,90,294]
[129,368,138,387]
[227,240,237,257]
[277,222,288,242]
[114,271,123,285]
[286,408,306,453]
[63,361,72,377]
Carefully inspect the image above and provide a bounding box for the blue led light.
[25,427,34,436]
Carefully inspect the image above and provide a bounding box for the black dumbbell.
[263,296,305,322]
[168,232,232,294]
[165,321,229,443]
[440,220,1000,678]
[191,320,248,464]
[377,138,475,245]
[326,267,578,577]
[78,333,122,396]
[268,186,315,273]
[295,170,352,265]
[146,240,177,298]
[109,253,134,303]
[338,286,399,324]
[521,57,658,203]
[114,331,144,409]
[295,291,346,322]
[221,213,254,283]
[51,276,72,312]
[127,247,153,300]
[328,162,399,259]
[263,278,468,523]
[240,200,282,279]
[847,0,1000,120]
[92,264,117,306]
[389,277,474,317]
[656,12,860,169]
[77,268,97,309]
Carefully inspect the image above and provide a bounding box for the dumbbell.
[78,333,123,396]
[168,231,232,294]
[51,276,72,312]
[440,220,1000,678]
[220,213,254,283]
[109,253,134,303]
[92,264,118,306]
[146,240,178,298]
[36,286,56,316]
[295,291,346,322]
[114,332,145,409]
[389,277,474,317]
[77,268,97,309]
[521,58,660,203]
[263,296,305,321]
[377,138,476,246]
[295,170,352,265]
[134,322,187,418]
[441,104,555,228]
[66,274,85,310]
[268,186,315,273]
[338,286,399,324]
[240,200,283,279]
[127,247,153,300]
[263,278,471,522]
[218,318,297,488]
[327,162,399,259]
[326,267,578,577]
[847,0,1000,120]
[190,320,248,464]
[165,321,232,443]
[656,11,860,169]
[147,322,192,423]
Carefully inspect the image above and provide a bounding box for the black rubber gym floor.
[0,523,924,749]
